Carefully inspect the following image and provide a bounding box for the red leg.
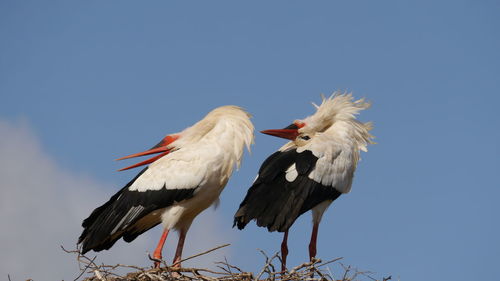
[153,229,170,268]
[281,230,289,272]
[172,228,187,268]
[308,222,319,261]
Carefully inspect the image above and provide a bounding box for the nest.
[62,245,391,281]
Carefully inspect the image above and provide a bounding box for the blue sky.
[1,1,499,280]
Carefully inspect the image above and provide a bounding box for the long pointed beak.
[116,147,172,171]
[260,129,299,140]
[116,134,179,171]
[117,150,171,171]
[116,146,170,161]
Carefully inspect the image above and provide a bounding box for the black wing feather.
[78,167,196,254]
[234,149,341,232]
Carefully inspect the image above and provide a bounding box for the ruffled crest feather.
[301,92,375,152]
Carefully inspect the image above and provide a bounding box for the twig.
[93,270,105,281]
[73,255,97,281]
[167,265,232,275]
[289,259,319,275]
[254,250,280,281]
[178,243,230,264]
[317,257,343,268]
[341,264,351,281]
[311,266,328,280]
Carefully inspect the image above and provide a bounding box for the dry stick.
[224,262,245,274]
[215,257,242,276]
[214,258,232,275]
[223,257,233,274]
[216,265,232,275]
[101,263,146,272]
[93,270,105,281]
[306,259,319,280]
[254,250,280,281]
[167,266,231,275]
[317,257,343,268]
[177,243,230,265]
[311,267,328,281]
[363,273,377,281]
[92,260,120,280]
[303,257,343,281]
[326,267,335,281]
[267,259,277,278]
[192,269,218,281]
[341,264,351,281]
[289,259,320,275]
[143,272,161,280]
[266,250,280,279]
[94,263,120,281]
[73,255,98,281]
[355,269,378,281]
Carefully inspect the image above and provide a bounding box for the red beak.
[116,134,179,171]
[260,129,299,140]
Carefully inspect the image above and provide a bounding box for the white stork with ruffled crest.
[79,105,254,269]
[234,93,374,271]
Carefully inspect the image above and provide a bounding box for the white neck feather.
[177,105,254,170]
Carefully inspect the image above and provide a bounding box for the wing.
[300,133,357,193]
[78,151,207,254]
[234,144,349,232]
[128,149,209,191]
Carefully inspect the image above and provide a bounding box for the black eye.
[300,135,310,140]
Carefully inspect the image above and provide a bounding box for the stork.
[78,106,254,269]
[234,93,374,271]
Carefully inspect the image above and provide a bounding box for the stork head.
[262,92,374,149]
[116,105,254,171]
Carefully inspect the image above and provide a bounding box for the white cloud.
[0,119,234,280]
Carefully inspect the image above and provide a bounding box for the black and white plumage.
[78,168,196,252]
[78,105,254,268]
[234,148,342,233]
[234,93,374,271]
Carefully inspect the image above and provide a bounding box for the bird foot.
[148,253,163,268]
[280,264,287,274]
[170,258,182,278]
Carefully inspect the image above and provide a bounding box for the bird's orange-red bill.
[116,134,179,171]
[260,129,299,140]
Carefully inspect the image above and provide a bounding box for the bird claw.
[148,253,164,268]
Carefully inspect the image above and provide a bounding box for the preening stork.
[234,93,374,271]
[78,106,254,269]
